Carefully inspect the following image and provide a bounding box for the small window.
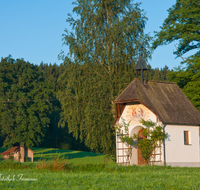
[184,131,190,145]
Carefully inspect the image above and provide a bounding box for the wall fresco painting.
[125,105,150,125]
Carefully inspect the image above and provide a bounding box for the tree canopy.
[0,56,89,150]
[59,0,152,155]
[167,58,200,112]
[0,55,169,151]
[153,0,200,64]
[153,0,200,112]
[0,57,52,147]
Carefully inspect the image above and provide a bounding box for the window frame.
[184,130,191,145]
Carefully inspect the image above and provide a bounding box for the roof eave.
[163,122,200,126]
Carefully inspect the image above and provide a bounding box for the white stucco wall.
[116,104,200,167]
[165,125,199,166]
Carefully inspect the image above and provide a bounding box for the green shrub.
[9,155,14,160]
[18,153,21,161]
[0,155,4,161]
[36,157,66,171]
[0,160,28,169]
[25,156,30,162]
[60,143,71,150]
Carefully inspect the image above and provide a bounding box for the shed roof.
[115,78,200,125]
[0,146,19,155]
[0,146,35,155]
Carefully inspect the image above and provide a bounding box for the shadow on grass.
[31,148,103,162]
[0,147,104,162]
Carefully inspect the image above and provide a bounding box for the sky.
[0,0,184,70]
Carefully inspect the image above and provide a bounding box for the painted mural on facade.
[125,104,150,125]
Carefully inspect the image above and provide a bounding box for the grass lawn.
[1,147,200,189]
[1,166,200,189]
[0,147,107,165]
[31,147,107,165]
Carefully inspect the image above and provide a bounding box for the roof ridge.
[149,80,177,84]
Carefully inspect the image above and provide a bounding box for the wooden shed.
[0,145,35,162]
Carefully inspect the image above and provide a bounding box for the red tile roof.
[0,146,20,155]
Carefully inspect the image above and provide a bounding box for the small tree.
[116,118,168,165]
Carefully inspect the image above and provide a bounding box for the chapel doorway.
[138,128,146,165]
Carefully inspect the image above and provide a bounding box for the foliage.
[18,153,21,162]
[37,62,92,151]
[25,156,30,162]
[0,55,171,152]
[115,118,133,146]
[0,160,30,169]
[0,57,52,148]
[9,155,14,161]
[136,120,167,165]
[167,57,200,111]
[0,57,89,151]
[36,157,66,171]
[38,63,63,148]
[137,138,153,164]
[153,0,200,64]
[0,154,4,161]
[59,0,152,155]
[153,0,200,112]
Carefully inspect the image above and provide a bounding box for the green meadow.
[1,148,200,189]
[31,147,106,165]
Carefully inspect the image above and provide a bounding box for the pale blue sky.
[0,0,185,69]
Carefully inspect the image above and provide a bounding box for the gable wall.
[116,103,159,165]
[13,152,20,162]
[119,103,157,132]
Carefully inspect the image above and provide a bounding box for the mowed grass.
[0,147,107,165]
[1,166,200,189]
[31,147,107,164]
[1,147,200,189]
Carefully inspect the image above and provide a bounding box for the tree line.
[0,55,170,151]
[0,0,199,156]
[0,57,89,151]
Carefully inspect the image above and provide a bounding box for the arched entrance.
[138,128,146,165]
